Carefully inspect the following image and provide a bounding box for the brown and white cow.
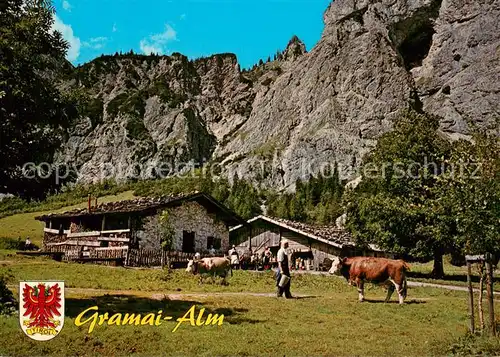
[186,257,232,283]
[329,257,410,304]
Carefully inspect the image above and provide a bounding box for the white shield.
[19,281,65,341]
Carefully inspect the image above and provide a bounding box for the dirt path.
[407,280,500,295]
[293,270,500,295]
[7,271,499,299]
[7,285,313,300]
[64,287,315,299]
[8,279,499,301]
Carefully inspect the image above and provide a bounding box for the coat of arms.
[19,281,65,341]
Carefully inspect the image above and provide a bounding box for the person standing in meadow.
[276,240,293,299]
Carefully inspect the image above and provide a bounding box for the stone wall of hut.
[137,201,229,254]
[136,215,162,250]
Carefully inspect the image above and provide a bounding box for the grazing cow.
[186,257,232,284]
[329,257,410,304]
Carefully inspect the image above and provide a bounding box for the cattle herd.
[186,256,411,304]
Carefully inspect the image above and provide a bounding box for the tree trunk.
[431,250,445,279]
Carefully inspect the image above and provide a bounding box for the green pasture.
[1,253,500,356]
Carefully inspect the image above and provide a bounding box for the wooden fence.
[126,249,195,268]
[45,245,196,268]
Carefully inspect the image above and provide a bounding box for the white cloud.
[82,37,108,50]
[139,24,178,55]
[90,37,108,43]
[51,15,80,62]
[62,0,71,11]
[112,23,118,32]
[139,41,162,55]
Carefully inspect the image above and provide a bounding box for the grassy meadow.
[1,252,500,356]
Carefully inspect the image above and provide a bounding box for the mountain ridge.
[57,0,499,190]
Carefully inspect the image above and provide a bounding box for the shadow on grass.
[362,298,427,304]
[65,295,264,325]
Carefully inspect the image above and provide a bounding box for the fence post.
[467,261,475,334]
[485,253,496,336]
[125,247,130,266]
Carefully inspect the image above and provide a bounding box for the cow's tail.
[402,261,411,271]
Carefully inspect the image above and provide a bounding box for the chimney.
[88,194,92,213]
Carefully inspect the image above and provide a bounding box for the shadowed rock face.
[59,0,499,188]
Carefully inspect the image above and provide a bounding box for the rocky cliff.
[60,0,499,189]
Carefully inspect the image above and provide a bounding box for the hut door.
[182,231,195,253]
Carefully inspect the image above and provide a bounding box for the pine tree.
[332,162,342,200]
[211,178,230,203]
[199,168,214,194]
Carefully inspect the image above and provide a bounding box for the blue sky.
[51,0,331,69]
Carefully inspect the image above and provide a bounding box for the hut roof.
[263,216,353,247]
[34,192,247,227]
[230,215,382,251]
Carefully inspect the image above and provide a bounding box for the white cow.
[186,257,232,284]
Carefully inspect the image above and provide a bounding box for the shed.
[230,215,389,271]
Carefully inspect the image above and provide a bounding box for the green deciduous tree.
[438,125,500,257]
[159,209,176,251]
[0,0,78,198]
[345,110,452,278]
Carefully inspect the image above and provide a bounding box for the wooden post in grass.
[466,259,475,334]
[466,254,496,335]
[485,253,496,336]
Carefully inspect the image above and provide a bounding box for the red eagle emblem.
[22,283,62,328]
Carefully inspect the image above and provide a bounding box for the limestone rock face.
[282,35,307,62]
[411,0,500,135]
[60,0,499,188]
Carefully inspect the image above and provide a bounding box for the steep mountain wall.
[60,0,499,189]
